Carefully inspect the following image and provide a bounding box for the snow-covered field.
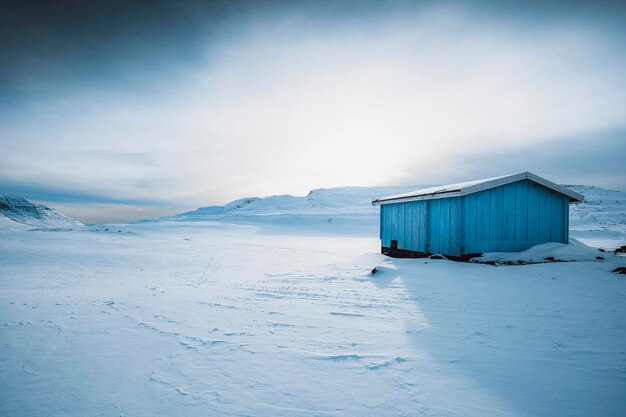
[1,185,625,417]
[568,185,626,249]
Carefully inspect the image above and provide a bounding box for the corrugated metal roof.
[372,172,584,205]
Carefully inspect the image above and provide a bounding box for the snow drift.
[470,240,607,264]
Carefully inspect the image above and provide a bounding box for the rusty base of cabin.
[381,246,481,262]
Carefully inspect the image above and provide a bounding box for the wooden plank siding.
[463,180,570,254]
[514,181,528,242]
[429,199,441,254]
[380,198,463,257]
[527,184,540,243]
[503,183,516,242]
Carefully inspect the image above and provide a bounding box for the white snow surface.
[567,185,626,249]
[1,185,625,417]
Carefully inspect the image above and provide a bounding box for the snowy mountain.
[0,196,83,229]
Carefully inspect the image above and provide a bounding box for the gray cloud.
[1,1,625,222]
[397,128,626,190]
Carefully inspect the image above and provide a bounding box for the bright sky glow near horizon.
[1,0,625,223]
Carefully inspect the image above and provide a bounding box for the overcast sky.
[1,0,625,223]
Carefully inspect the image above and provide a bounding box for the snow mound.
[471,241,605,264]
[0,196,83,229]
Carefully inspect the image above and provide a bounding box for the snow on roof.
[372,172,584,205]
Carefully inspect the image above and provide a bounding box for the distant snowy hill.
[168,186,421,235]
[180,194,303,217]
[0,196,83,229]
[169,184,626,247]
[3,187,426,234]
[566,185,626,248]
[177,186,421,218]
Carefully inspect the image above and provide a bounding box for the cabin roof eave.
[372,172,584,206]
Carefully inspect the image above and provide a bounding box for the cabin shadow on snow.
[368,257,625,417]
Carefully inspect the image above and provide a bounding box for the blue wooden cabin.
[372,172,584,259]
